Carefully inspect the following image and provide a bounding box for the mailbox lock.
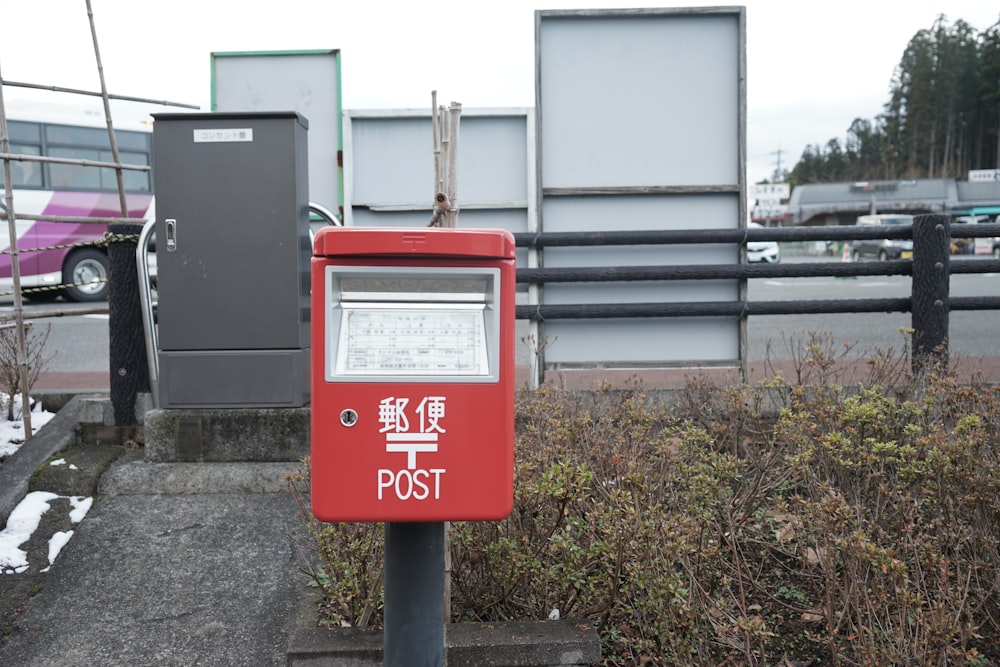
[339,409,359,427]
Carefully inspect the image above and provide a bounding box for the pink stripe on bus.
[44,191,153,218]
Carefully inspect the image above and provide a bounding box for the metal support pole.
[910,213,950,372]
[384,521,445,667]
[108,223,150,425]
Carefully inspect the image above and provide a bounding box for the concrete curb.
[99,458,301,495]
[0,394,90,528]
[286,620,601,666]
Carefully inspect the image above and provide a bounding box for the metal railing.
[512,215,1000,378]
[137,218,159,407]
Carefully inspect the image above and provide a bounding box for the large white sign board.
[536,7,746,368]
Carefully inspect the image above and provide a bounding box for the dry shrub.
[288,463,385,629]
[0,321,53,421]
[296,335,1000,666]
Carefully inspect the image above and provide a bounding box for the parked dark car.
[851,214,914,260]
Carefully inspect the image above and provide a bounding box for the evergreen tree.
[980,19,1000,168]
[788,14,1000,184]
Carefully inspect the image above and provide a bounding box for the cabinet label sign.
[193,128,254,143]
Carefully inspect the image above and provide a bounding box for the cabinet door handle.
[165,219,177,252]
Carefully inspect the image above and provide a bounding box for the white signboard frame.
[536,7,747,370]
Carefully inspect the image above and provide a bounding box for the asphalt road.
[0,302,111,374]
[747,254,1000,361]
[2,253,998,384]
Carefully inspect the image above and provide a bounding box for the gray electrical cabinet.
[152,111,310,408]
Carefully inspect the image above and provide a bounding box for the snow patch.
[48,530,74,565]
[0,400,57,460]
[1,492,93,574]
[0,491,59,573]
[69,496,93,523]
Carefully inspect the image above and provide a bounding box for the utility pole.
[770,145,784,183]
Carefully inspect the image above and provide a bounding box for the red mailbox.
[310,227,516,522]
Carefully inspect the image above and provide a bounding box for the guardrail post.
[910,214,950,372]
[107,222,150,426]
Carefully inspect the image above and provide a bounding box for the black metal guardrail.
[96,215,996,416]
[511,215,1000,368]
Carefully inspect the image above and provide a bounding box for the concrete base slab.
[143,407,310,462]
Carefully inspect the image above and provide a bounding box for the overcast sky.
[1,0,998,186]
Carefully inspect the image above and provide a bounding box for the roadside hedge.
[292,336,1000,666]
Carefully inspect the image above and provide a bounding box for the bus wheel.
[62,248,109,302]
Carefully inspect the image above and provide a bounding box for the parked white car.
[747,222,781,263]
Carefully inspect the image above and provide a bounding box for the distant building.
[786,178,1000,225]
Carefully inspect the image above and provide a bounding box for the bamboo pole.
[439,105,451,224]
[0,152,149,172]
[0,306,109,323]
[0,79,197,109]
[5,213,147,225]
[428,94,463,621]
[86,0,128,219]
[432,91,442,193]
[443,103,461,228]
[428,100,461,228]
[429,93,449,227]
[0,62,34,438]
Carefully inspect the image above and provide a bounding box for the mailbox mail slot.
[311,228,516,522]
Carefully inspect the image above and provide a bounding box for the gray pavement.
[0,394,600,667]
[2,493,309,666]
[0,398,312,667]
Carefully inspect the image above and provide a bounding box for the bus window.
[100,150,151,192]
[0,145,42,188]
[7,120,41,144]
[45,123,110,148]
[48,147,103,189]
[1,121,43,189]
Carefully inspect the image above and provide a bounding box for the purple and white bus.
[1,101,154,302]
